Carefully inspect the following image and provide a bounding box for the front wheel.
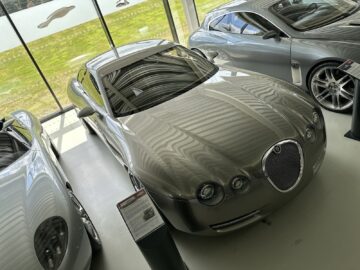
[309,62,355,113]
[68,190,102,251]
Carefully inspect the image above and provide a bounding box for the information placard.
[117,189,165,242]
[338,60,360,80]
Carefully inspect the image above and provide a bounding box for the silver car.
[189,0,360,112]
[67,40,326,235]
[0,111,100,270]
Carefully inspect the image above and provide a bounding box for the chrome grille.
[262,140,303,192]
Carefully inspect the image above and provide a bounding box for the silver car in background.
[189,0,360,112]
[0,111,99,270]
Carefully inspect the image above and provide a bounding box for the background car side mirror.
[207,51,219,63]
[77,107,96,118]
[263,30,281,41]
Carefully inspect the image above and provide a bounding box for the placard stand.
[117,189,188,270]
[345,79,360,141]
[339,60,360,141]
[137,225,188,270]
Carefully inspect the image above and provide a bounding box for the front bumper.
[149,132,326,235]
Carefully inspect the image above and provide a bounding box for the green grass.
[0,0,229,117]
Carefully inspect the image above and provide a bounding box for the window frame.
[207,10,291,38]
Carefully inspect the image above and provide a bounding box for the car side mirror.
[207,51,219,63]
[0,118,15,131]
[263,30,281,41]
[77,107,96,118]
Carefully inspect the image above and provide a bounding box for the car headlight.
[231,175,250,193]
[197,183,224,206]
[34,217,68,270]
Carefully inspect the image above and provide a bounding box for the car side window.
[209,14,231,32]
[231,12,282,36]
[82,73,105,108]
[229,13,247,34]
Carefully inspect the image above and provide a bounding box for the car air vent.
[262,140,304,192]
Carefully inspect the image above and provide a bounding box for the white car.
[0,110,100,270]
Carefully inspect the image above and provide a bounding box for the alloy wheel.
[311,66,355,111]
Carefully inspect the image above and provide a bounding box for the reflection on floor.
[43,109,360,270]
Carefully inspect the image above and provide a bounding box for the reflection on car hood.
[302,10,360,41]
[119,69,316,198]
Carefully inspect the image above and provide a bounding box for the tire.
[308,61,355,113]
[81,119,96,135]
[68,190,102,251]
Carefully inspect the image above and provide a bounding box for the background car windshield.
[102,46,218,117]
[271,0,359,31]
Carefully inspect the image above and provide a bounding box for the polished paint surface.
[67,40,326,234]
[43,109,360,270]
[0,111,91,270]
[188,0,360,111]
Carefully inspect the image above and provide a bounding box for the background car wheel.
[68,190,102,251]
[81,119,96,135]
[308,62,355,113]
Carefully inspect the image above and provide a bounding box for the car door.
[205,12,292,82]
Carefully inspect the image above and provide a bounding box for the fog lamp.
[231,175,250,193]
[197,183,224,206]
[312,111,320,124]
[198,184,215,200]
[305,127,316,142]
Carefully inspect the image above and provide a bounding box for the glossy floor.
[43,109,360,270]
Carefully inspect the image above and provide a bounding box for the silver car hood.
[119,69,316,198]
[0,115,73,269]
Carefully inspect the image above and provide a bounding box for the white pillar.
[180,0,200,33]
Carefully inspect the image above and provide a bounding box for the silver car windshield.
[102,46,218,117]
[271,0,359,31]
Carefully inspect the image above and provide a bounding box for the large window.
[0,0,116,117]
[0,18,59,117]
[97,0,175,46]
[195,0,229,22]
[0,0,225,119]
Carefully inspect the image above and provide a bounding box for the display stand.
[338,60,360,141]
[117,189,188,270]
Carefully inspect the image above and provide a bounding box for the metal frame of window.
[0,0,63,113]
[0,0,187,122]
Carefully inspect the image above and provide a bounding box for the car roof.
[86,39,175,75]
[202,0,282,29]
